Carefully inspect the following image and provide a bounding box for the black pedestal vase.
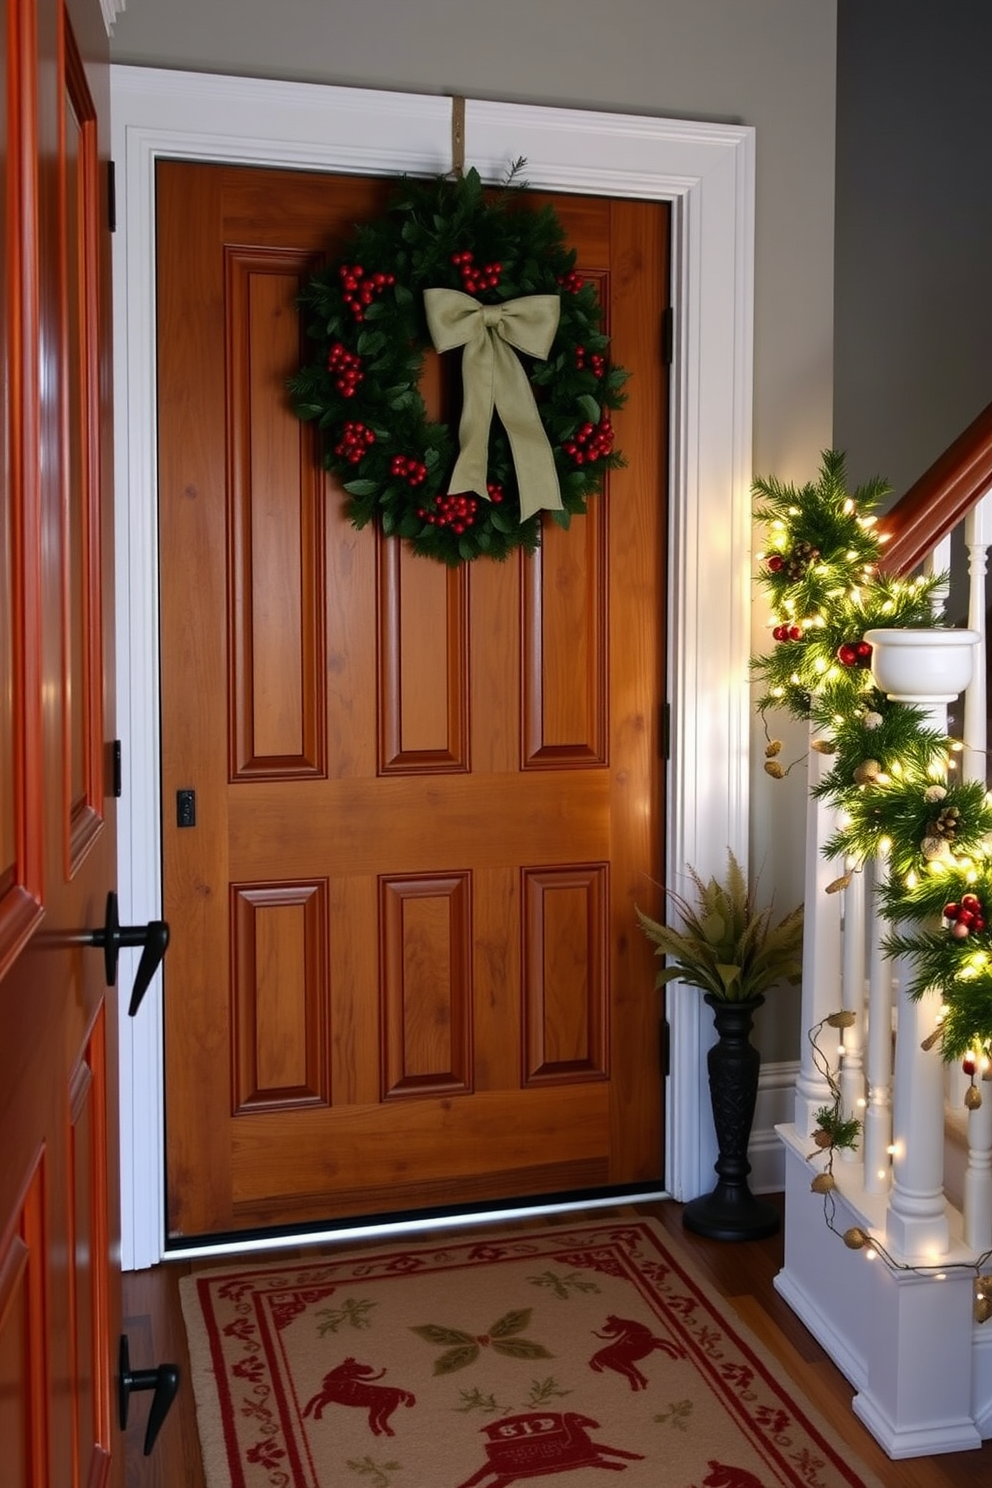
[682,993,780,1241]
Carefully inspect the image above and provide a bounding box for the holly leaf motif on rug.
[527,1268,601,1300]
[412,1308,552,1374]
[315,1296,377,1335]
[346,1455,401,1487]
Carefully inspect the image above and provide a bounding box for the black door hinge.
[661,305,673,366]
[660,701,671,761]
[110,739,122,798]
[108,159,116,233]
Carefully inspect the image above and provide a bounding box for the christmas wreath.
[289,163,628,565]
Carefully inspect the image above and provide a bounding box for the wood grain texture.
[157,164,669,1238]
[0,1,121,1483]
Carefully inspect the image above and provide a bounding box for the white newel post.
[864,628,982,1258]
[794,727,843,1140]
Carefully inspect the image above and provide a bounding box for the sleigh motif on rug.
[455,1411,644,1488]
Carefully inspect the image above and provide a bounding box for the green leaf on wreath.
[343,480,379,496]
[357,329,387,356]
[577,395,601,422]
[394,282,414,306]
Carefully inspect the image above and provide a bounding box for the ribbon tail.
[492,340,563,520]
[447,333,496,500]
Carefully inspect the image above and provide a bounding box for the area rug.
[179,1217,883,1488]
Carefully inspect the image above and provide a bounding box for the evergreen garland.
[753,450,992,1063]
[289,164,628,566]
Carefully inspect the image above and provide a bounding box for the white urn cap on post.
[862,627,982,704]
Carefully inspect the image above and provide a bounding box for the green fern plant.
[636,849,804,1003]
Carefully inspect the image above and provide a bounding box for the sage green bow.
[424,288,563,521]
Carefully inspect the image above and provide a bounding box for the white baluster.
[793,727,842,1140]
[924,533,952,620]
[965,1079,992,1251]
[839,863,867,1162]
[863,851,894,1194]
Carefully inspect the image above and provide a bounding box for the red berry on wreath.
[788,625,803,641]
[767,555,784,572]
[964,1056,978,1077]
[952,922,972,939]
[855,641,873,660]
[962,893,982,909]
[943,902,959,920]
[837,643,858,667]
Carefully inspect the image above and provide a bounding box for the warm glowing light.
[843,498,856,515]
[856,1097,867,1109]
[878,837,892,855]
[814,657,828,674]
[865,1248,878,1260]
[936,1273,947,1282]
[771,686,784,698]
[905,871,918,889]
[886,1144,897,1155]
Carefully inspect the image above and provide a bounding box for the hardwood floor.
[122,1193,991,1486]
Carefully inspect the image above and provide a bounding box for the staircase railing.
[794,403,992,1260]
[776,401,992,1457]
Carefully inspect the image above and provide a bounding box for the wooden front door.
[157,163,669,1242]
[0,0,122,1482]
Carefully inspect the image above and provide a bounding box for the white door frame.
[110,66,754,1269]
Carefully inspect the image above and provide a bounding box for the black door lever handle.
[89,891,170,1016]
[118,1334,180,1455]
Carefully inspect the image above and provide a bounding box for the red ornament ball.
[767,555,784,573]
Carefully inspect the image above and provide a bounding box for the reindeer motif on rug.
[697,1462,765,1488]
[301,1357,416,1436]
[453,1412,644,1488]
[588,1314,684,1391]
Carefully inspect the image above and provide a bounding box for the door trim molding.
[111,65,754,1268]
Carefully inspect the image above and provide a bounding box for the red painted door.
[0,0,122,1482]
[157,163,669,1240]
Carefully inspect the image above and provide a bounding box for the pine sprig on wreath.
[289,164,629,566]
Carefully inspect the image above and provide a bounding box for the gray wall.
[110,0,838,483]
[834,0,992,502]
[109,0,839,1064]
